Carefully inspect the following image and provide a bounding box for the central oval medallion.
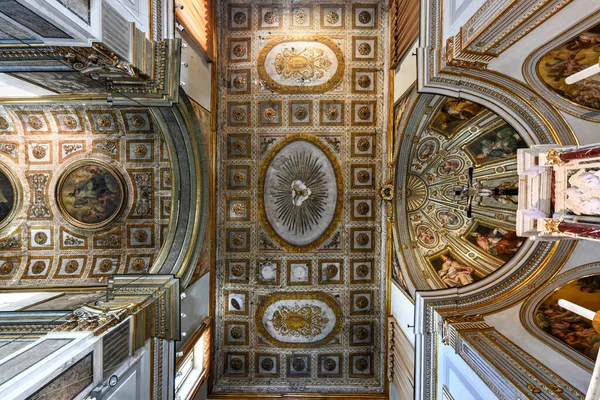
[259,134,343,251]
[257,36,345,94]
[256,292,342,348]
[56,160,126,229]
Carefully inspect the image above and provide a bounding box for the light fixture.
[108,375,118,387]
[565,56,600,85]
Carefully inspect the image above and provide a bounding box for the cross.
[454,167,519,218]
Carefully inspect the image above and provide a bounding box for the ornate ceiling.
[214,0,387,394]
[392,92,528,292]
[0,105,173,284]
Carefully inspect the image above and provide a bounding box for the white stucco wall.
[437,338,496,400]
[391,37,419,347]
[394,40,418,102]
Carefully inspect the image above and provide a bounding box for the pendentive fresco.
[535,275,600,362]
[215,0,387,394]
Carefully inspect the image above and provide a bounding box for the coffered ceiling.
[0,105,172,285]
[213,0,388,394]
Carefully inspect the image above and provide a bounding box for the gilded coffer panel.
[0,105,172,285]
[215,0,387,394]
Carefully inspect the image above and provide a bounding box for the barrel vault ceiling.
[213,0,388,394]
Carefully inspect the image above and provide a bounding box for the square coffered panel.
[290,5,313,29]
[259,6,282,29]
[227,133,251,159]
[228,69,251,95]
[289,101,313,126]
[352,4,378,29]
[320,5,345,29]
[228,5,251,31]
[352,36,378,61]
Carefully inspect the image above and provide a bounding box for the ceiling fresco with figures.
[0,105,172,284]
[536,21,600,112]
[392,91,528,293]
[523,14,600,122]
[215,0,387,394]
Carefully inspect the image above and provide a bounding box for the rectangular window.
[176,0,213,59]
[174,317,211,400]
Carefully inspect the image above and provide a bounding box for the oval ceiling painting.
[536,22,600,111]
[257,36,345,94]
[0,166,17,229]
[56,161,126,229]
[259,134,343,251]
[255,292,343,348]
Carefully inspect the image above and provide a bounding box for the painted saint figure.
[475,126,523,160]
[437,254,475,287]
[473,227,523,258]
[438,100,481,130]
[417,226,436,245]
[437,211,460,227]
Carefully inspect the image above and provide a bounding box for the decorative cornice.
[0,39,180,106]
[52,305,133,336]
[456,327,584,399]
[445,0,573,68]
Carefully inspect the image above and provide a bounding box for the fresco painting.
[535,275,600,360]
[537,22,600,111]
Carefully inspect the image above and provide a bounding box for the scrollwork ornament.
[545,149,565,166]
[542,218,563,235]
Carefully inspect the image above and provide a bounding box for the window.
[176,0,214,59]
[174,317,211,400]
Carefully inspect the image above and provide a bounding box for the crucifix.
[454,167,519,218]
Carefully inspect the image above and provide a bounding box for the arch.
[392,90,569,295]
[523,11,600,122]
[521,262,600,372]
[151,90,209,288]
